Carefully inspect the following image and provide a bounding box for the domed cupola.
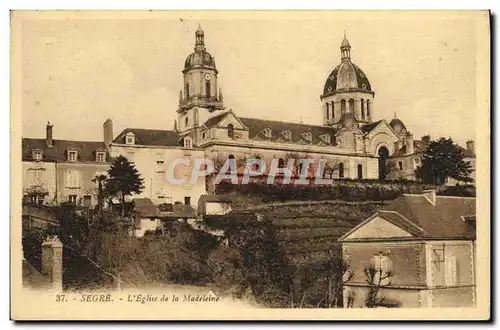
[183,26,217,72]
[320,32,375,127]
[389,114,407,135]
[178,26,224,115]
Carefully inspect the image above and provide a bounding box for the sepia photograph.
[10,10,490,320]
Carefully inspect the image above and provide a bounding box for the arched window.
[278,158,285,168]
[298,162,303,176]
[361,99,365,119]
[326,103,330,120]
[227,124,234,138]
[228,154,235,160]
[367,100,371,118]
[331,101,335,119]
[357,164,363,179]
[185,83,190,98]
[206,80,211,98]
[341,99,346,114]
[339,162,345,178]
[184,137,192,148]
[185,117,189,126]
[349,99,355,113]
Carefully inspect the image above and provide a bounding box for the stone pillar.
[42,236,63,291]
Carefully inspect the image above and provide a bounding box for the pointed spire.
[340,31,351,61]
[194,24,205,52]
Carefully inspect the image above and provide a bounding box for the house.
[197,194,232,217]
[339,189,476,308]
[22,122,111,206]
[132,198,196,238]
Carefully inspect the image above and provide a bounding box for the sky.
[17,11,481,146]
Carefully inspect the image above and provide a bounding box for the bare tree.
[364,266,397,308]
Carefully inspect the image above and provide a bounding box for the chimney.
[41,236,63,291]
[103,118,113,147]
[466,140,475,155]
[46,121,53,147]
[421,135,431,144]
[422,189,436,205]
[405,133,414,155]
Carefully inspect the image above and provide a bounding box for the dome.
[389,118,407,134]
[184,51,217,71]
[339,112,358,129]
[183,26,217,72]
[322,34,372,96]
[323,62,371,95]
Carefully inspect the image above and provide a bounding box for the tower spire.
[195,24,205,52]
[340,31,351,61]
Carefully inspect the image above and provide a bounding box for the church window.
[228,154,235,159]
[185,117,189,127]
[227,124,234,138]
[326,103,330,120]
[367,100,371,118]
[361,99,365,119]
[206,80,211,97]
[398,161,403,171]
[349,99,355,113]
[331,101,335,119]
[341,99,346,114]
[202,131,206,140]
[339,163,345,178]
[357,164,363,179]
[185,83,190,98]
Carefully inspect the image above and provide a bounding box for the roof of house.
[113,128,181,147]
[239,117,338,145]
[392,140,475,158]
[134,198,196,219]
[22,138,110,163]
[198,194,232,204]
[133,198,160,218]
[384,194,476,239]
[203,112,229,128]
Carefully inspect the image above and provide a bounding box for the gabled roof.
[198,194,232,203]
[22,138,110,163]
[384,194,476,239]
[239,117,338,146]
[360,120,383,134]
[203,112,229,127]
[113,128,180,147]
[392,140,475,158]
[133,198,160,218]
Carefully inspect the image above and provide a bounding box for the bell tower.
[177,26,225,144]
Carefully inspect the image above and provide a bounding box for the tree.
[92,174,108,212]
[105,155,145,217]
[415,137,473,185]
[364,266,398,308]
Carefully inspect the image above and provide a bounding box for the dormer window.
[125,132,135,145]
[96,151,106,163]
[301,132,312,142]
[320,134,331,144]
[263,128,272,138]
[32,149,43,161]
[67,150,78,161]
[281,130,292,140]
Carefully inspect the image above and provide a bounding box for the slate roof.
[133,198,196,219]
[392,140,475,158]
[203,112,228,128]
[113,128,181,147]
[384,194,476,239]
[198,194,232,203]
[323,62,372,95]
[239,117,338,146]
[360,120,383,134]
[22,138,110,163]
